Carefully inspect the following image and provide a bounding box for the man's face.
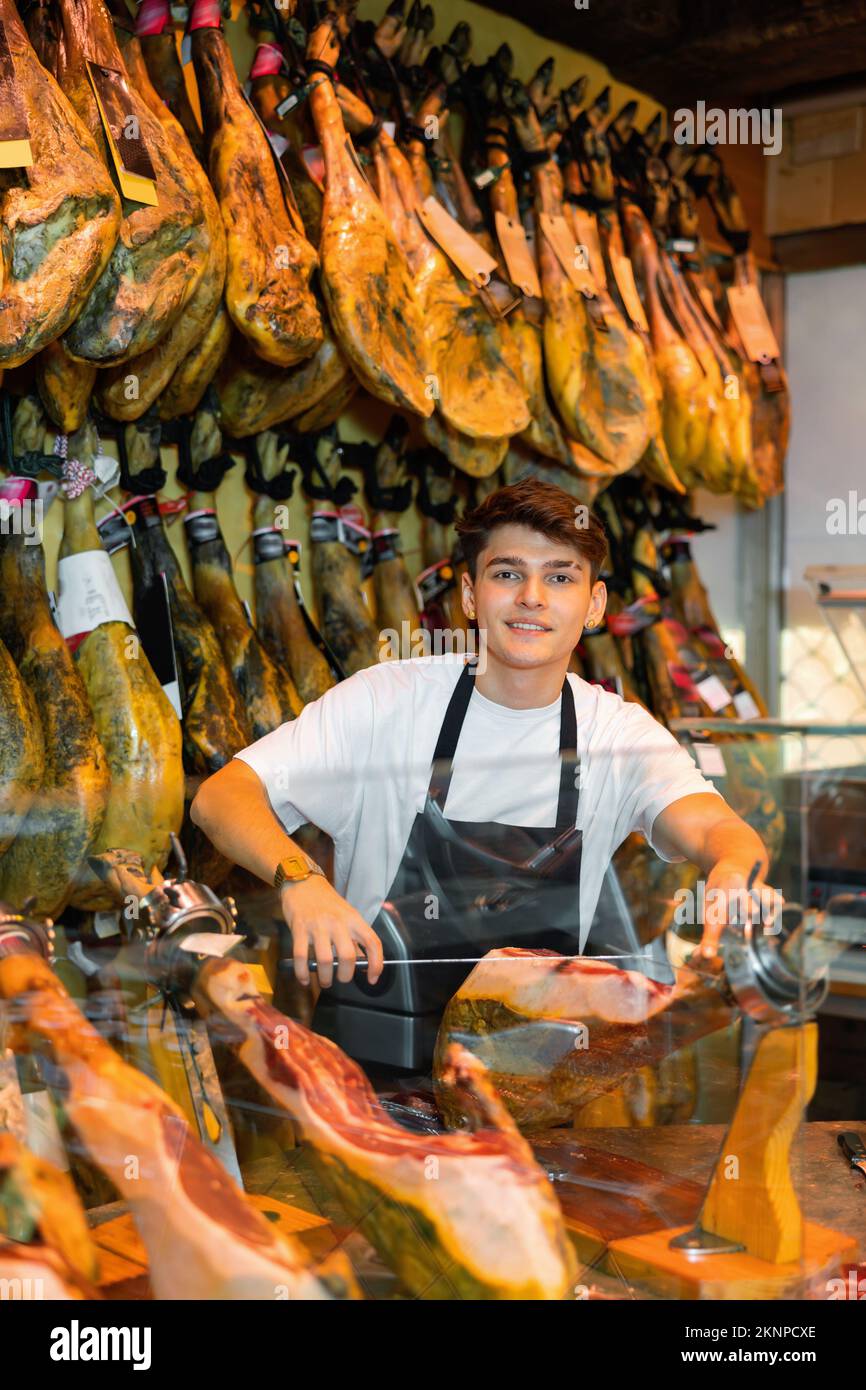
[463,524,606,671]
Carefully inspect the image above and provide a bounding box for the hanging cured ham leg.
[216,322,356,439]
[367,417,423,641]
[183,407,303,736]
[190,0,322,368]
[136,0,205,163]
[54,0,208,366]
[304,15,433,416]
[194,956,577,1300]
[0,0,121,369]
[309,432,381,676]
[123,419,251,887]
[0,480,110,918]
[0,940,357,1300]
[55,421,184,909]
[97,18,227,420]
[251,433,336,706]
[620,199,710,488]
[502,78,651,474]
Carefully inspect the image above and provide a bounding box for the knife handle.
[837,1131,866,1165]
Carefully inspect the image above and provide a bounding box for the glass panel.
[1,727,863,1301]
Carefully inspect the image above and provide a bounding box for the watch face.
[276,855,308,887]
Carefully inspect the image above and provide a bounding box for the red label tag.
[135,0,171,36]
[250,42,283,78]
[188,0,222,32]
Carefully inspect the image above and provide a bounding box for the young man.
[191,479,774,988]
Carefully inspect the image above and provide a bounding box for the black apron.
[342,660,584,1016]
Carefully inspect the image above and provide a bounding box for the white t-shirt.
[234,653,720,951]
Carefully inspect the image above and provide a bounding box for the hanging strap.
[429,662,579,827]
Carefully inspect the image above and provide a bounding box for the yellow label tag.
[86,62,158,207]
[572,207,607,290]
[418,196,499,288]
[726,284,781,363]
[494,210,541,298]
[0,136,32,169]
[0,16,31,167]
[610,248,649,333]
[539,212,597,295]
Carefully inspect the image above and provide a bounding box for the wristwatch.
[273,853,326,892]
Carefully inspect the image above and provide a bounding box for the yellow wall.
[39,2,663,628]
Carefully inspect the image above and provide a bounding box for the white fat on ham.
[457,948,676,1024]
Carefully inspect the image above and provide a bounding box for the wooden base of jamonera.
[606,1222,858,1300]
[91,1196,330,1299]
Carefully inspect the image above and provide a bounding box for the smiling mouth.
[505,621,551,632]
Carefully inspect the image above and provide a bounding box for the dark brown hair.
[454,478,609,583]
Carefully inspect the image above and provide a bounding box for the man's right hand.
[280,877,384,988]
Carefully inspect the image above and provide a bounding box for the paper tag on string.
[726,284,780,363]
[539,213,596,295]
[0,18,32,168]
[572,207,607,290]
[494,210,540,298]
[693,743,727,778]
[733,689,761,720]
[610,249,649,332]
[418,196,499,288]
[694,673,733,712]
[56,550,135,643]
[86,62,158,205]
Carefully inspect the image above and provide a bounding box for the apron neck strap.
[430,662,580,826]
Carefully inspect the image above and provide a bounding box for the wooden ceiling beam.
[474,0,866,106]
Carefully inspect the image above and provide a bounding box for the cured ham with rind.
[195,956,577,1300]
[191,5,322,369]
[0,946,357,1300]
[54,0,208,366]
[434,948,733,1131]
[0,0,121,369]
[304,16,433,417]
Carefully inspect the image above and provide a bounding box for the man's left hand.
[699,860,784,959]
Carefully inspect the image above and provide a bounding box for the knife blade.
[837,1131,866,1181]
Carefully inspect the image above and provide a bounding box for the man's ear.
[587,578,607,627]
[461,571,476,617]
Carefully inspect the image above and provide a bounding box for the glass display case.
[0,729,863,1302]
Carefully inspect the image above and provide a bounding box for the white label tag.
[162,676,182,720]
[92,452,120,498]
[733,689,761,721]
[93,910,122,939]
[179,932,245,957]
[56,550,134,639]
[180,32,192,66]
[693,743,727,777]
[695,674,733,712]
[382,121,396,139]
[268,131,289,157]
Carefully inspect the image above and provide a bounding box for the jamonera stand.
[608,898,864,1298]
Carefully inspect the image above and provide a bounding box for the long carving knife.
[837,1131,866,1183]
